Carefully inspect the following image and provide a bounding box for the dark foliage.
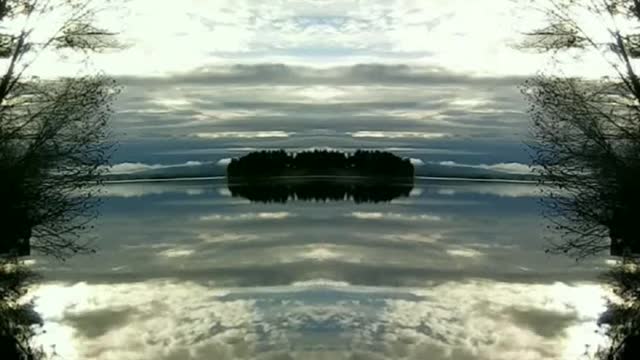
[0,76,117,259]
[228,178,414,203]
[0,0,120,259]
[0,259,42,359]
[522,0,640,259]
[227,150,414,178]
[0,1,119,359]
[598,261,640,360]
[524,76,640,259]
[523,1,640,358]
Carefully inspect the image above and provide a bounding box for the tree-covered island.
[227,150,415,178]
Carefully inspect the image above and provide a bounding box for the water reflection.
[228,177,414,203]
[29,179,610,359]
[32,281,607,360]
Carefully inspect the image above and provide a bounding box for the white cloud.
[200,212,292,221]
[436,183,542,198]
[409,158,424,166]
[197,233,260,244]
[350,212,441,221]
[104,161,203,175]
[150,98,192,107]
[100,183,210,198]
[217,158,233,166]
[299,246,343,262]
[31,282,254,360]
[290,279,351,288]
[446,248,484,258]
[381,281,609,360]
[29,280,609,360]
[351,131,449,139]
[297,85,347,101]
[409,188,423,196]
[439,161,535,175]
[25,0,612,80]
[193,131,293,139]
[158,249,195,258]
[380,233,441,244]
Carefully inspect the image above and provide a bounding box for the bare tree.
[0,0,120,259]
[523,1,640,358]
[522,0,640,259]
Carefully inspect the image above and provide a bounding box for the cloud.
[197,233,260,244]
[217,158,232,166]
[105,161,204,175]
[349,212,441,221]
[63,307,135,339]
[446,248,484,258]
[379,233,441,244]
[409,158,424,166]
[350,131,449,139]
[380,282,607,360]
[297,246,345,262]
[158,249,195,258]
[200,212,293,221]
[30,280,608,360]
[108,62,530,155]
[31,0,606,79]
[192,131,294,139]
[118,64,526,87]
[99,182,212,198]
[435,183,542,198]
[438,161,535,175]
[505,306,580,338]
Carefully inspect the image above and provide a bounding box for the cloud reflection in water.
[30,179,609,359]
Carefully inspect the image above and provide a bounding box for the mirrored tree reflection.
[227,178,414,203]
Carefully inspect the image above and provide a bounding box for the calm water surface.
[28,178,611,359]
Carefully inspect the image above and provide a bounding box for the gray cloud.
[64,307,136,339]
[505,306,579,338]
[32,279,605,360]
[105,63,532,171]
[116,64,527,87]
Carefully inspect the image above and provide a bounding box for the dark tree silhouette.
[523,1,640,358]
[0,1,119,358]
[227,150,415,178]
[597,258,640,359]
[523,0,640,259]
[0,0,119,259]
[0,258,42,359]
[228,178,414,203]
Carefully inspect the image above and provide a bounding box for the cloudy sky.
[27,0,601,174]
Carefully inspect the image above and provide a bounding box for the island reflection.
[227,177,414,203]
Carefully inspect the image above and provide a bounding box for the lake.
[28,178,611,359]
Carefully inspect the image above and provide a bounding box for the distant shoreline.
[104,175,537,185]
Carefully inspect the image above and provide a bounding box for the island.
[226,149,415,178]
[226,150,415,203]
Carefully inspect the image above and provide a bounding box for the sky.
[26,0,614,175]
